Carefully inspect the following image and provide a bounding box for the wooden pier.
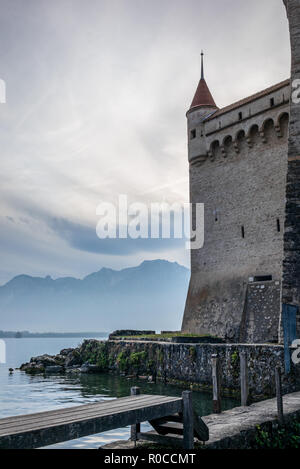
[0,391,209,449]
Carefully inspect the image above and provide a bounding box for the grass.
[112,332,220,340]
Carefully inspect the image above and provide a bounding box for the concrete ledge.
[202,390,300,448]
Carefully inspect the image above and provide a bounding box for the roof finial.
[201,50,204,80]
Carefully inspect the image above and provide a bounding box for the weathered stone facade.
[182,78,290,342]
[182,2,299,343]
[282,0,300,337]
[21,339,300,400]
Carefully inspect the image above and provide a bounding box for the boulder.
[65,351,82,367]
[45,365,63,373]
[20,362,45,374]
[60,348,74,356]
[30,354,57,367]
[79,363,102,373]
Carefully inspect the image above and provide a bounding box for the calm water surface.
[0,338,238,448]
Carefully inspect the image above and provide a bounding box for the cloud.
[48,217,186,256]
[0,0,291,282]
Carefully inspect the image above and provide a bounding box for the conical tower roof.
[189,52,217,111]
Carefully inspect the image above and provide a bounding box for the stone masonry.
[182,2,299,343]
[282,0,300,337]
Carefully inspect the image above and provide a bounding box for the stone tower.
[282,0,300,335]
[181,50,291,343]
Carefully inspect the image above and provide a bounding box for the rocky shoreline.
[19,338,300,400]
[20,340,106,375]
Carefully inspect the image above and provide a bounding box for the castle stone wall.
[282,0,300,338]
[182,91,289,342]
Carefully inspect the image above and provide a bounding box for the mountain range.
[0,260,190,332]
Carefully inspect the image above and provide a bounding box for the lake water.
[0,337,239,449]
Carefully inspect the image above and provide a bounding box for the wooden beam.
[182,391,194,450]
[130,387,140,444]
[211,354,221,413]
[275,367,284,425]
[193,412,209,442]
[240,351,249,406]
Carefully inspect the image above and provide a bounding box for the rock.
[45,365,63,373]
[20,362,45,374]
[79,363,102,373]
[60,348,74,356]
[65,352,82,367]
[31,354,57,367]
[66,367,81,374]
[54,354,67,366]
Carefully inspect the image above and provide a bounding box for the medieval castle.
[182,0,300,344]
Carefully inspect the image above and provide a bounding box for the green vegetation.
[115,332,219,340]
[129,351,147,368]
[230,350,239,364]
[80,340,109,370]
[156,349,164,365]
[253,421,300,449]
[116,351,129,372]
[189,347,197,360]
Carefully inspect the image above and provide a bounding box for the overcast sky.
[0,0,290,284]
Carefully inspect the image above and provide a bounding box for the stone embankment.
[19,339,300,400]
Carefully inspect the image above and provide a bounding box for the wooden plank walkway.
[0,394,183,449]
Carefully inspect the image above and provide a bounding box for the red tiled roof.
[189,78,217,110]
[205,78,290,121]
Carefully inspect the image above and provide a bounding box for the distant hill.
[0,260,190,332]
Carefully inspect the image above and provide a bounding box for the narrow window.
[241,226,245,238]
[254,275,273,282]
[239,112,243,121]
[270,97,275,107]
[190,129,196,140]
[277,218,281,232]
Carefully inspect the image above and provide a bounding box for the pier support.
[240,351,249,406]
[211,354,221,413]
[130,386,141,445]
[182,391,194,450]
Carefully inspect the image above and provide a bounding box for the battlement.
[187,79,290,165]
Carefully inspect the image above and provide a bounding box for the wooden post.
[211,354,221,414]
[240,351,249,406]
[182,390,194,450]
[275,367,284,425]
[130,387,141,445]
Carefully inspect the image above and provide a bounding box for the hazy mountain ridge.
[0,260,190,331]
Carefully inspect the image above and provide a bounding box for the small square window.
[239,112,243,121]
[190,129,196,140]
[270,98,275,107]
